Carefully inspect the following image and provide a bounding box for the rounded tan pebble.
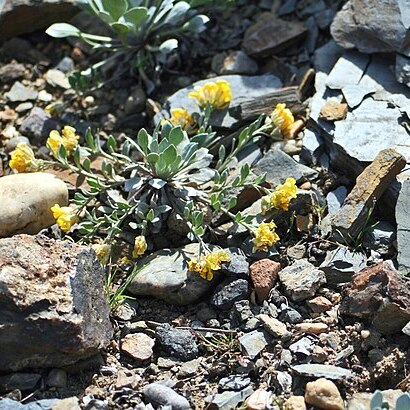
[121,333,155,362]
[361,330,370,339]
[284,395,306,410]
[305,378,344,410]
[307,296,333,313]
[295,322,329,335]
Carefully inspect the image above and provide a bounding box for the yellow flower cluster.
[271,103,295,137]
[92,243,111,265]
[187,250,230,281]
[262,177,297,214]
[50,204,79,232]
[252,222,280,252]
[132,235,147,258]
[189,80,231,110]
[165,108,196,132]
[47,126,79,157]
[9,143,42,173]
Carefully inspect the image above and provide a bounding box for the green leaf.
[147,152,159,163]
[101,0,128,20]
[228,197,237,210]
[137,128,149,154]
[234,212,242,223]
[183,14,209,33]
[193,211,203,227]
[162,144,177,166]
[111,22,131,36]
[168,126,185,146]
[240,163,250,181]
[123,7,148,27]
[85,128,96,151]
[146,209,155,222]
[97,10,114,23]
[159,39,178,54]
[73,146,81,168]
[164,1,190,25]
[82,158,91,172]
[106,135,116,152]
[194,226,205,236]
[58,144,67,161]
[46,23,80,38]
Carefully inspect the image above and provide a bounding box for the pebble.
[219,375,251,391]
[284,396,307,410]
[15,102,33,113]
[246,389,272,410]
[38,89,53,102]
[319,100,348,121]
[46,369,67,388]
[212,50,258,75]
[307,296,333,313]
[124,86,146,114]
[55,56,75,73]
[211,279,250,310]
[239,329,271,359]
[0,62,25,83]
[143,383,191,410]
[295,322,329,335]
[45,69,71,89]
[5,81,37,102]
[258,314,288,338]
[0,173,68,236]
[279,305,303,324]
[305,378,344,410]
[156,324,199,361]
[292,364,352,380]
[19,107,58,140]
[249,259,281,302]
[208,386,254,410]
[5,136,30,153]
[121,333,155,362]
[177,358,201,379]
[115,370,141,389]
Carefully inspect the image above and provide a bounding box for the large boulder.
[0,235,113,371]
[0,0,79,41]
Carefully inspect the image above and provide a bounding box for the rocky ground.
[2,0,410,409]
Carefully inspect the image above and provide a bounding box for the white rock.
[0,173,68,236]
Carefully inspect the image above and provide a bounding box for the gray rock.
[225,250,249,278]
[5,136,30,153]
[6,81,37,102]
[0,0,79,41]
[278,0,297,15]
[319,247,367,284]
[233,300,254,323]
[289,336,314,356]
[238,329,271,359]
[396,54,410,87]
[15,102,33,113]
[55,56,75,73]
[46,369,67,388]
[143,383,191,410]
[19,107,58,140]
[211,279,250,311]
[0,373,41,392]
[0,173,68,236]
[313,40,344,74]
[304,16,319,53]
[363,221,396,256]
[127,243,222,305]
[326,186,347,215]
[156,324,198,361]
[291,364,353,380]
[402,321,410,337]
[124,86,146,115]
[0,234,112,371]
[45,69,70,89]
[279,305,303,324]
[0,38,47,64]
[211,51,258,75]
[0,398,60,410]
[301,129,324,165]
[396,180,410,272]
[278,260,326,302]
[178,359,201,379]
[218,375,251,391]
[243,317,261,332]
[253,149,318,187]
[206,386,254,410]
[157,74,282,130]
[0,62,25,83]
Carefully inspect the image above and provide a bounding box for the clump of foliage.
[46,0,211,90]
[370,390,410,410]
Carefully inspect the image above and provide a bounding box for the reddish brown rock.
[340,262,410,334]
[307,296,333,313]
[249,259,281,301]
[121,333,155,362]
[319,100,348,121]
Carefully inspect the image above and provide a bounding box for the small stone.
[326,186,347,215]
[115,370,140,389]
[15,102,33,113]
[19,107,58,140]
[208,386,254,410]
[38,89,53,102]
[279,305,303,324]
[319,100,348,121]
[156,324,198,361]
[246,389,272,410]
[0,62,25,84]
[212,51,258,75]
[287,244,306,259]
[211,279,250,311]
[278,260,326,302]
[0,173,68,236]
[52,397,81,410]
[243,317,261,332]
[312,346,328,363]
[5,81,37,102]
[47,369,67,388]
[363,221,395,256]
[233,300,254,323]
[124,86,146,114]
[219,375,251,391]
[289,336,314,356]
[45,69,71,89]
[239,330,271,359]
[0,373,41,392]
[295,322,328,335]
[5,136,30,153]
[0,108,18,122]
[121,333,154,362]
[249,259,280,302]
[305,378,344,410]
[284,396,307,410]
[307,296,333,313]
[143,383,191,409]
[177,358,201,379]
[258,314,288,338]
[292,364,352,380]
[55,57,75,73]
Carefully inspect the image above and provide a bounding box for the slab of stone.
[0,234,112,371]
[331,149,406,241]
[143,383,191,409]
[218,375,251,391]
[207,386,254,410]
[340,262,410,334]
[313,40,344,74]
[278,259,326,302]
[45,69,71,89]
[253,149,317,187]
[238,330,271,359]
[0,373,41,392]
[292,364,352,380]
[396,179,410,271]
[363,220,396,256]
[0,173,68,236]
[326,186,347,215]
[5,81,37,102]
[243,13,307,56]
[158,74,282,130]
[19,107,58,140]
[212,51,258,75]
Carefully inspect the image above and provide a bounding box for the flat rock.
[292,364,352,380]
[5,81,37,102]
[331,149,405,241]
[243,13,307,56]
[319,100,348,121]
[0,234,112,371]
[0,0,79,41]
[127,243,222,305]
[121,333,155,362]
[143,383,191,410]
[0,62,26,83]
[313,40,344,74]
[396,179,410,271]
[238,329,271,359]
[45,69,71,89]
[258,314,288,338]
[212,51,258,75]
[340,262,410,334]
[19,107,58,140]
[0,173,68,236]
[326,186,347,215]
[278,259,326,302]
[253,149,317,187]
[157,74,282,130]
[0,398,60,410]
[218,375,251,391]
[207,386,254,410]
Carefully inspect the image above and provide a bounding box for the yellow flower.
[271,103,295,137]
[50,204,79,232]
[164,108,196,132]
[132,235,147,258]
[47,125,79,157]
[187,250,230,281]
[252,222,280,252]
[188,80,231,110]
[119,256,132,265]
[9,143,42,173]
[92,243,111,265]
[270,177,297,211]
